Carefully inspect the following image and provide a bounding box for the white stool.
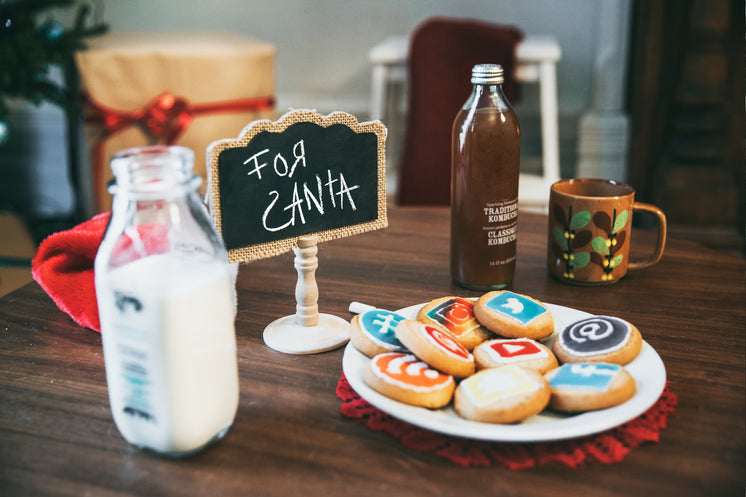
[369,35,561,211]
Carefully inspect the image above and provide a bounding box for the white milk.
[96,253,239,455]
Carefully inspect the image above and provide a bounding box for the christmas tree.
[0,0,107,140]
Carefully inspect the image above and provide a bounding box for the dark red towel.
[397,17,524,206]
[32,212,111,332]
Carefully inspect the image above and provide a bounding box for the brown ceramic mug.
[546,178,667,285]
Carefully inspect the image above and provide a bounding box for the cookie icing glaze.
[420,324,472,361]
[558,316,631,356]
[548,363,622,391]
[424,297,481,338]
[484,291,548,325]
[484,339,548,364]
[359,309,407,351]
[460,365,541,407]
[370,353,454,393]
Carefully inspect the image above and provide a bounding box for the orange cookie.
[394,319,475,378]
[552,315,642,365]
[416,296,493,351]
[473,291,554,340]
[454,365,551,424]
[363,352,455,408]
[545,362,636,412]
[474,338,558,374]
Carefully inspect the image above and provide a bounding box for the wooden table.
[1,206,744,496]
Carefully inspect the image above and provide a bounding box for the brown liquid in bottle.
[451,67,520,290]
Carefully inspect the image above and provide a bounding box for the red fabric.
[85,92,275,208]
[31,212,111,332]
[31,212,171,332]
[337,373,678,469]
[397,17,524,206]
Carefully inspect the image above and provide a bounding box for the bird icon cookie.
[473,291,554,340]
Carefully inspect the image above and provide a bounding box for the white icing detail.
[359,312,402,350]
[406,361,428,376]
[570,363,616,377]
[558,315,631,357]
[386,355,408,375]
[502,297,524,314]
[461,366,540,407]
[482,340,548,364]
[569,320,613,343]
[371,354,452,393]
[420,325,473,362]
[503,344,524,354]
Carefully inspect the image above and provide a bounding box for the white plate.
[342,302,666,442]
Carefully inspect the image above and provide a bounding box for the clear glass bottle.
[94,146,239,457]
[451,64,521,290]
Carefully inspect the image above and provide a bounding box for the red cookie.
[395,319,475,378]
[474,338,558,374]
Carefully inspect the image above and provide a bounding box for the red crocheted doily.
[336,373,677,469]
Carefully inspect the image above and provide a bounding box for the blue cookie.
[349,309,408,358]
[473,291,555,340]
[545,362,636,412]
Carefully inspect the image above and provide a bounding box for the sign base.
[263,314,349,354]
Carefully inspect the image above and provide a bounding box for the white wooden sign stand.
[263,235,349,354]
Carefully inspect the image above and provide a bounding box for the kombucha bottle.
[451,64,521,290]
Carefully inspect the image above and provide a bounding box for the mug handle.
[628,202,667,270]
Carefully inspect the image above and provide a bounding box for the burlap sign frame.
[207,109,388,263]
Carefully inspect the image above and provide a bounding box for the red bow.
[86,92,275,207]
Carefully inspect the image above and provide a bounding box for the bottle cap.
[471,64,504,85]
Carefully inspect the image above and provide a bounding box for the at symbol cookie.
[395,319,475,378]
[417,296,493,351]
[474,338,558,374]
[350,309,408,358]
[473,291,554,339]
[363,352,455,408]
[553,315,642,365]
[545,362,636,412]
[454,364,551,424]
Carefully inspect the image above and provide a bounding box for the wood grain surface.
[1,206,743,496]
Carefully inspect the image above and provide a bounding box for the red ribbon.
[85,92,275,208]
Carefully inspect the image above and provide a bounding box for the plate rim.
[342,301,667,442]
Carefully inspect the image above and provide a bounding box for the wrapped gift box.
[75,32,276,212]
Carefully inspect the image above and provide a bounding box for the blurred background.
[0,0,743,295]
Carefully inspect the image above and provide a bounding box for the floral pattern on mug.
[590,209,628,281]
[550,205,592,280]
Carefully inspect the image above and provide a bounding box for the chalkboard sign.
[207,109,388,262]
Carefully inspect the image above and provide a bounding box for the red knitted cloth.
[336,373,677,469]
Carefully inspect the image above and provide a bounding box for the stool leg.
[538,60,560,185]
[370,64,389,121]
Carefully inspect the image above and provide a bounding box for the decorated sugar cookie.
[394,319,475,378]
[454,364,550,423]
[473,291,554,340]
[552,315,642,365]
[474,338,558,374]
[362,353,455,408]
[417,296,493,350]
[350,309,408,358]
[545,362,636,412]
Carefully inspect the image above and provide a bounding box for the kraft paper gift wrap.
[75,32,276,211]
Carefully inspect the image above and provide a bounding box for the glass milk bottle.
[94,146,239,456]
[451,64,521,290]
